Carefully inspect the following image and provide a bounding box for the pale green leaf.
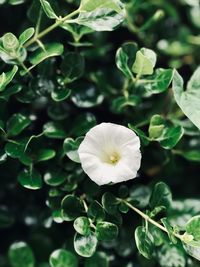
[0,65,18,92]
[39,0,58,19]
[19,28,35,45]
[172,67,200,130]
[132,48,157,76]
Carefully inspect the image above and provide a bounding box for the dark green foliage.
[0,0,200,266]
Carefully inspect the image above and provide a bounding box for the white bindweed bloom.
[78,123,141,185]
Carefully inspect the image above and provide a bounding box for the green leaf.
[43,122,66,139]
[158,244,186,267]
[36,149,56,162]
[134,226,154,259]
[142,68,174,95]
[44,170,68,186]
[71,84,104,108]
[7,113,31,136]
[18,168,42,190]
[60,23,94,42]
[63,137,84,163]
[74,216,91,236]
[150,182,172,209]
[186,215,200,241]
[149,225,166,247]
[132,48,157,76]
[2,32,19,51]
[95,221,118,241]
[183,240,200,261]
[80,0,124,13]
[0,65,18,92]
[84,252,109,267]
[159,126,184,149]
[175,150,200,162]
[115,42,138,78]
[88,201,105,222]
[60,52,85,82]
[5,141,25,158]
[76,8,125,31]
[19,28,35,45]
[102,192,118,215]
[172,67,200,130]
[39,0,58,19]
[148,114,165,139]
[29,43,64,66]
[129,185,151,208]
[161,218,177,244]
[51,88,71,102]
[49,249,78,267]
[74,232,98,257]
[70,113,96,136]
[148,114,184,149]
[8,241,35,267]
[128,124,150,146]
[111,95,141,113]
[0,84,22,100]
[61,195,84,221]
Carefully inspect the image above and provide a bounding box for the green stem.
[123,200,183,241]
[17,58,33,77]
[24,9,80,48]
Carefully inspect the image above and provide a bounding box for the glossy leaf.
[150,182,172,209]
[7,113,31,136]
[49,249,78,267]
[43,122,66,139]
[44,170,68,186]
[2,32,19,51]
[39,0,58,19]
[36,149,56,162]
[186,215,200,241]
[74,232,98,257]
[8,242,35,267]
[142,68,174,95]
[19,27,35,45]
[102,192,118,215]
[172,67,200,130]
[95,221,118,241]
[88,201,105,222]
[111,95,141,113]
[60,52,85,82]
[80,0,124,13]
[61,195,84,221]
[18,168,42,190]
[183,240,200,261]
[84,252,109,267]
[115,42,138,78]
[132,48,157,76]
[29,43,64,66]
[51,88,71,102]
[76,8,125,31]
[0,65,18,92]
[5,141,25,158]
[74,216,91,236]
[63,137,84,163]
[135,226,154,259]
[158,244,186,267]
[161,218,177,244]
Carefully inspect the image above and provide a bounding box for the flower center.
[105,152,121,165]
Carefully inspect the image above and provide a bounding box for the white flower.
[78,122,141,185]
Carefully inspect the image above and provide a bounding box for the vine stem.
[123,200,183,241]
[24,9,80,48]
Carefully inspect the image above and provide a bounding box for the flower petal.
[78,122,141,185]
